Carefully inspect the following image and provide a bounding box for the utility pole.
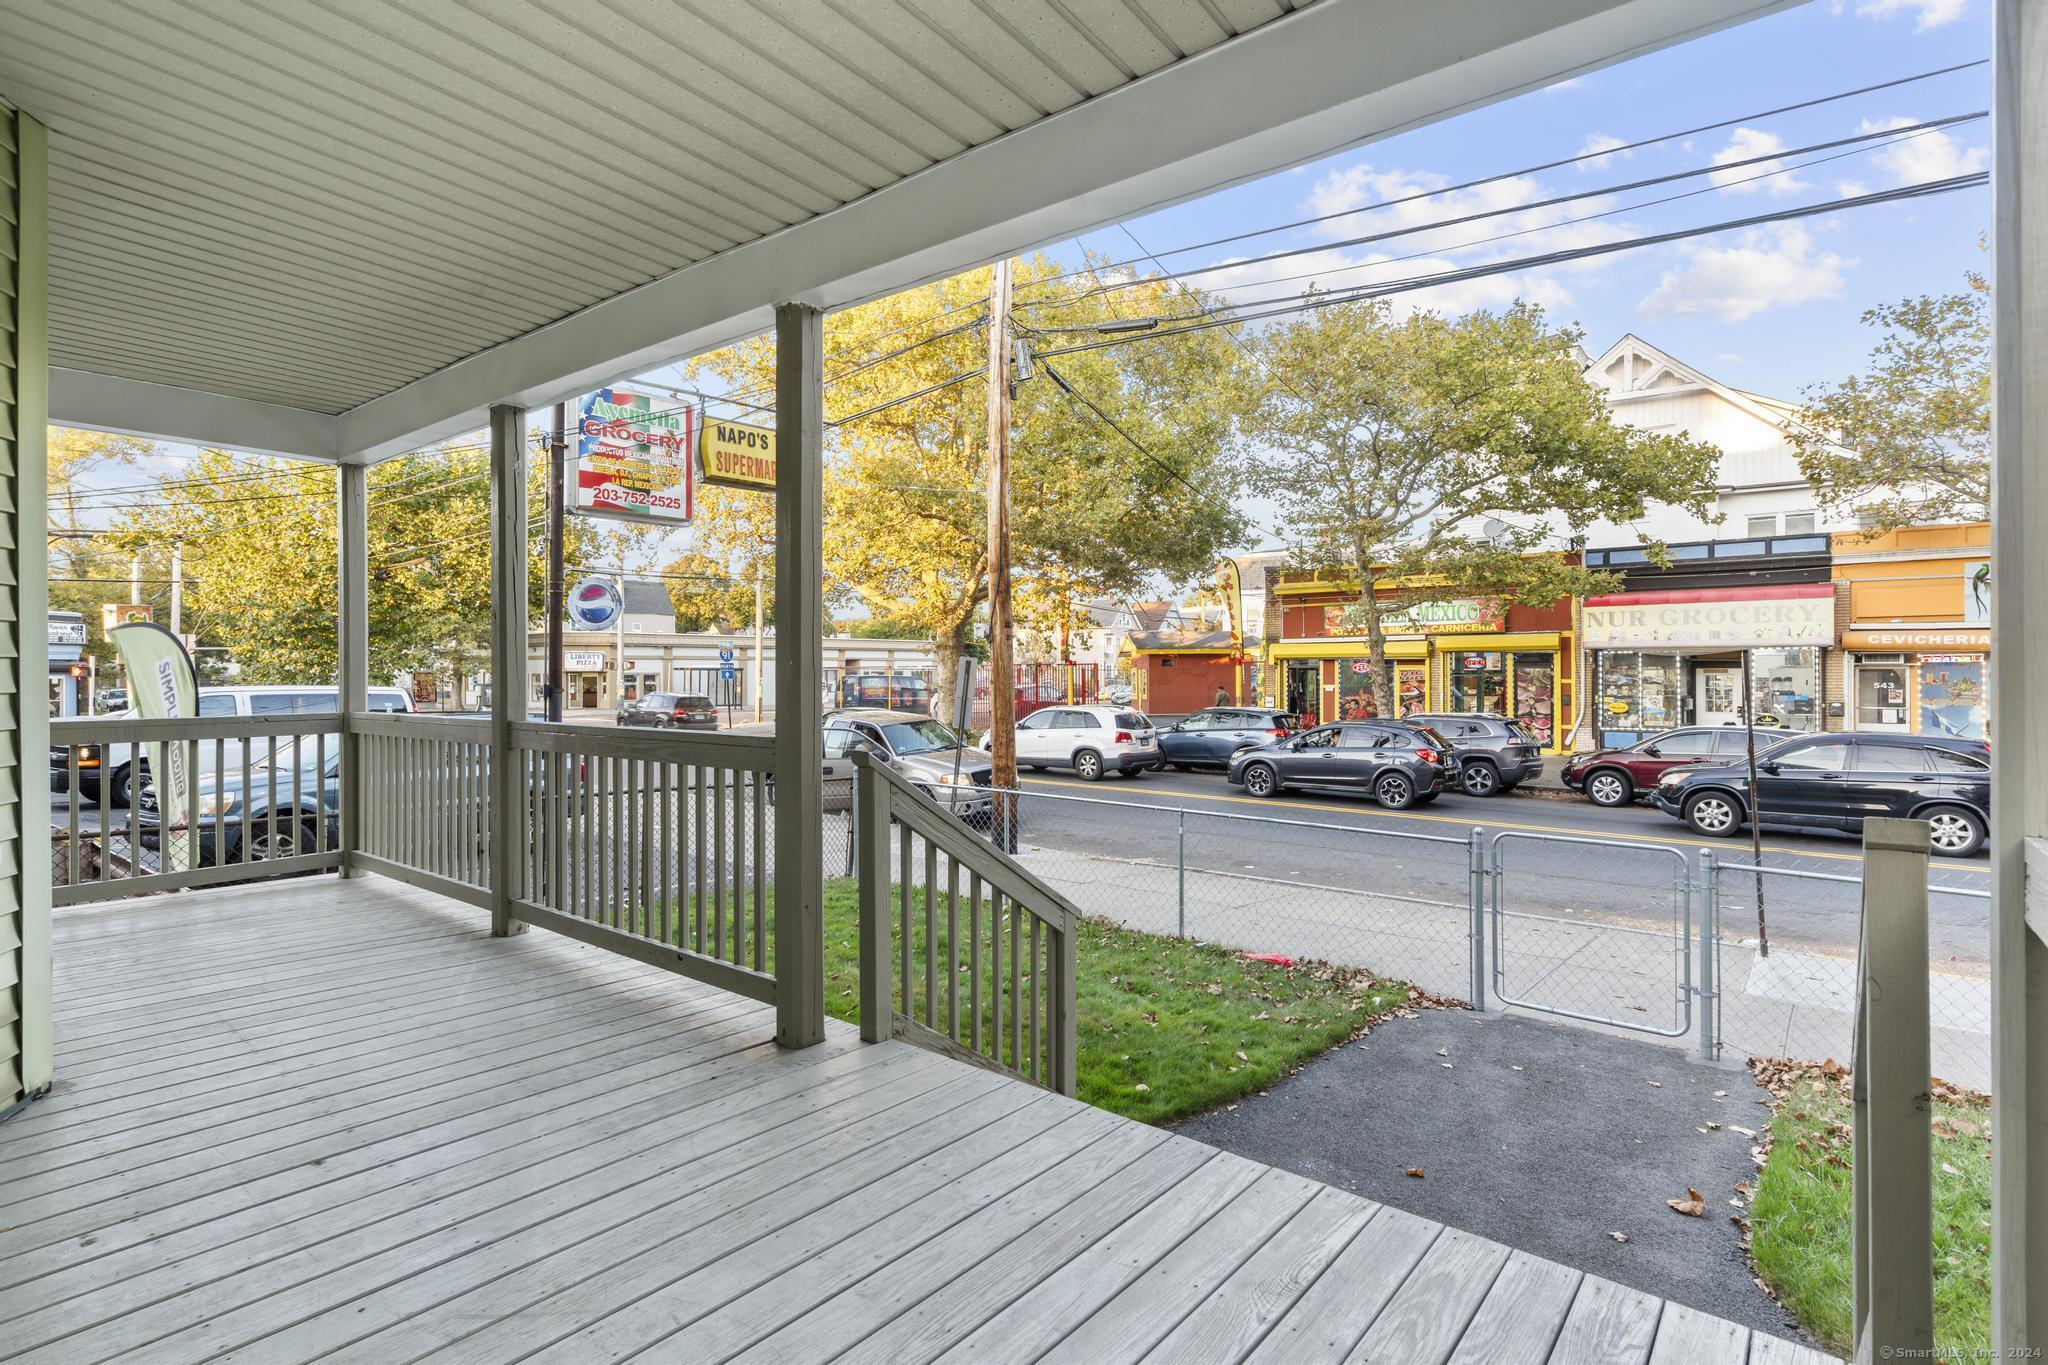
[986,259,1017,849]
[169,538,183,639]
[129,554,140,606]
[613,571,627,713]
[545,401,567,722]
[753,560,765,722]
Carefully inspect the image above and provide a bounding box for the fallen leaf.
[1730,1125,1757,1138]
[1704,1122,1722,1131]
[1510,1065,1524,1072]
[1235,1050,1248,1062]
[1608,1231,1629,1244]
[1133,1083,1149,1093]
[1205,984,1224,996]
[1435,1047,1450,1057]
[1667,1188,1706,1217]
[1252,1011,1270,1021]
[1405,1168,1425,1179]
[1647,1081,1662,1089]
[1440,1062,1454,1070]
[1941,1161,1961,1176]
[1713,1090,1728,1098]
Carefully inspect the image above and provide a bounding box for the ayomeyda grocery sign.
[1582,585,1834,649]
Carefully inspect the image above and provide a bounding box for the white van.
[54,685,413,806]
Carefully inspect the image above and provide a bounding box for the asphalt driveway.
[1172,1007,1812,1343]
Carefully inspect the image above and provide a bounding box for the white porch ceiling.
[2,0,1790,460]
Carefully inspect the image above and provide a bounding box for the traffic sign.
[720,665,736,682]
[718,643,735,664]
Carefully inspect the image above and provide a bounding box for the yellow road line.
[1017,774,1991,872]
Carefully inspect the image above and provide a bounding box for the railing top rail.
[508,719,775,769]
[349,711,491,739]
[1491,827,1688,863]
[857,752,1081,936]
[1007,782,1470,846]
[51,714,341,741]
[1710,858,1991,898]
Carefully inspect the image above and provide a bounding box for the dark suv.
[1650,732,1991,857]
[1226,720,1451,809]
[1561,725,1799,807]
[1156,708,1297,770]
[1404,713,1544,796]
[617,692,718,728]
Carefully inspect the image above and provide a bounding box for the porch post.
[4,110,51,1107]
[774,302,825,1048]
[336,460,368,876]
[1992,0,2048,1344]
[488,404,529,937]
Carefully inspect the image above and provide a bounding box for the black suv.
[1650,732,1990,857]
[1226,720,1452,809]
[616,692,718,728]
[1156,707,1298,770]
[1403,713,1544,797]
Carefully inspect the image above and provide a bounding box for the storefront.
[1582,585,1835,746]
[1261,575,1574,750]
[1832,523,1991,740]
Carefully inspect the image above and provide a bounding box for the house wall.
[1134,652,1234,716]
[2,111,49,1108]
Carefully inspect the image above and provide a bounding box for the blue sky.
[1032,0,1990,405]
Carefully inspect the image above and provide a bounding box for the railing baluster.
[731,769,746,965]
[751,767,766,971]
[641,759,656,941]
[693,764,707,953]
[94,747,112,885]
[947,858,960,1044]
[969,873,982,1056]
[899,822,913,1016]
[924,841,938,1027]
[713,761,728,960]
[1031,915,1042,1084]
[1011,890,1022,1074]
[66,750,81,888]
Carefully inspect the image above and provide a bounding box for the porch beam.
[336,461,368,877]
[487,403,528,938]
[1992,0,2048,1345]
[773,302,825,1049]
[47,367,340,462]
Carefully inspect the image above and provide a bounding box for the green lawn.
[1747,1067,1991,1356]
[817,878,1421,1124]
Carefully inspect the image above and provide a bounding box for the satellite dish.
[1482,518,1507,542]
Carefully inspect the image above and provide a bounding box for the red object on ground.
[1240,953,1296,967]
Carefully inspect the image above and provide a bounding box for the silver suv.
[821,709,992,819]
[987,704,1160,781]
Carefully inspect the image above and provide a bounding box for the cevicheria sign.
[700,418,776,491]
[574,388,694,525]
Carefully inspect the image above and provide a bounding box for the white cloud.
[1709,128,1810,195]
[1639,225,1852,322]
[1855,0,1969,29]
[1835,179,1871,198]
[1543,77,1585,95]
[1576,133,1630,171]
[1857,116,1989,186]
[1205,246,1578,320]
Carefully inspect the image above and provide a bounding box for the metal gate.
[1486,830,1697,1037]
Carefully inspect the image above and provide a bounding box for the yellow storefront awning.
[1267,638,1428,660]
[1430,632,1568,651]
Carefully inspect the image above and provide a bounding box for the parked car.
[1560,725,1799,807]
[1156,707,1297,770]
[143,748,341,864]
[818,709,991,819]
[836,672,932,713]
[984,705,1159,781]
[1650,732,1990,856]
[53,684,414,806]
[616,691,718,729]
[94,688,128,714]
[1402,713,1544,797]
[1226,720,1451,809]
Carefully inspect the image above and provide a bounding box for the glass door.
[1855,663,1912,731]
[1694,665,1742,727]
[1510,652,1557,749]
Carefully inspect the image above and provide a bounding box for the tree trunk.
[1364,599,1395,720]
[931,616,973,727]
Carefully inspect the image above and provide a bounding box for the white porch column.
[488,404,529,938]
[3,109,50,1109]
[774,302,825,1048]
[336,460,368,876]
[1992,0,2047,1345]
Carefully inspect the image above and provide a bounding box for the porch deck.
[0,878,1828,1365]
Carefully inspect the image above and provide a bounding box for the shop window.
[1336,659,1378,720]
[1510,652,1556,748]
[1595,651,1684,742]
[1448,652,1506,715]
[1750,647,1820,731]
[1917,657,1986,739]
[1745,514,1777,537]
[1856,664,1910,728]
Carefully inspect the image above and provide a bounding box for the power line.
[1018,113,1986,313]
[1016,58,1990,296]
[1026,174,1987,361]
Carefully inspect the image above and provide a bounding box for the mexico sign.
[574,388,695,525]
[700,418,776,491]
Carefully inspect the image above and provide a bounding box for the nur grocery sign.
[574,388,695,525]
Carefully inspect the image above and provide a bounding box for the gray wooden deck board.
[0,877,1832,1365]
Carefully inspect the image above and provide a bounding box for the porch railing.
[854,754,1078,1094]
[351,712,492,908]
[504,722,778,1005]
[48,714,341,905]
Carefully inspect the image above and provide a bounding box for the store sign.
[574,388,695,524]
[1326,598,1502,637]
[1582,594,1833,649]
[564,651,606,671]
[99,603,151,635]
[1841,628,1990,651]
[49,617,87,646]
[1963,559,1991,625]
[699,419,776,491]
[566,578,621,630]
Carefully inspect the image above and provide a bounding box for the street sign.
[699,418,776,491]
[718,643,735,664]
[720,665,736,682]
